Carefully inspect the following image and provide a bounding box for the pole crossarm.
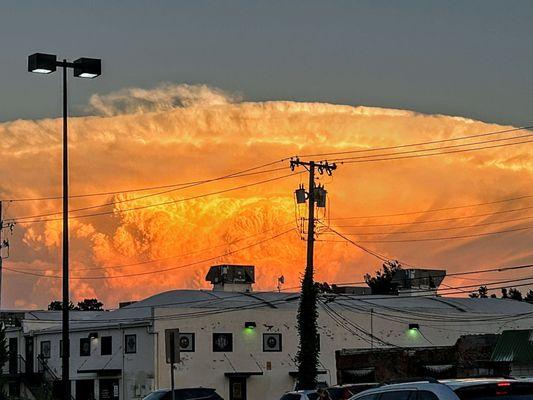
[290,158,337,176]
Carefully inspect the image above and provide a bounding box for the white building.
[4,265,533,400]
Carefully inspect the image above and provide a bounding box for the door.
[8,337,17,374]
[24,336,34,374]
[75,379,95,400]
[229,377,247,400]
[99,378,119,400]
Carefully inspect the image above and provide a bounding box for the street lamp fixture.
[28,53,56,74]
[73,57,101,78]
[28,52,101,400]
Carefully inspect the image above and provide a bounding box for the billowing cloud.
[87,83,241,116]
[1,83,532,309]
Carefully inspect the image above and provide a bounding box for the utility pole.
[0,201,3,310]
[290,158,336,389]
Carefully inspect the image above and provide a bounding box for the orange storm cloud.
[1,83,532,309]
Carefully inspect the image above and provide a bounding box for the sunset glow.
[2,84,532,308]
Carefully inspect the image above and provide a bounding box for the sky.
[1,1,532,125]
[0,2,532,309]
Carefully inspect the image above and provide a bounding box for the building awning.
[491,330,533,363]
[423,364,454,373]
[289,370,328,377]
[342,367,375,377]
[225,372,263,378]
[77,368,122,376]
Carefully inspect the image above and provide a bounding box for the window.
[380,391,416,400]
[280,395,301,400]
[357,395,378,400]
[101,336,112,356]
[212,333,233,352]
[418,391,440,400]
[80,338,90,357]
[40,340,51,359]
[125,334,136,354]
[178,333,195,352]
[263,333,282,352]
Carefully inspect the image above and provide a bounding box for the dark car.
[326,384,381,400]
[143,388,224,400]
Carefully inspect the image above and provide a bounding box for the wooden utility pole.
[290,158,336,389]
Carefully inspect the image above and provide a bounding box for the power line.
[335,214,533,236]
[318,223,394,263]
[297,125,533,158]
[334,205,533,228]
[3,228,297,279]
[1,159,284,203]
[347,225,533,243]
[11,221,294,273]
[337,137,533,164]
[329,194,533,221]
[329,132,533,163]
[9,172,303,224]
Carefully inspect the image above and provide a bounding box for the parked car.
[327,384,381,400]
[280,390,320,400]
[142,388,224,400]
[349,378,533,400]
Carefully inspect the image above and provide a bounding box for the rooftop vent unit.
[391,268,446,297]
[205,264,255,292]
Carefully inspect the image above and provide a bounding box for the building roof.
[333,294,533,314]
[491,329,533,362]
[27,290,533,334]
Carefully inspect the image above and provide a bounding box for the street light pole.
[61,59,70,400]
[28,53,101,400]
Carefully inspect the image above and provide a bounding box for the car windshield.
[280,394,301,400]
[454,382,533,400]
[143,392,167,400]
[145,389,219,400]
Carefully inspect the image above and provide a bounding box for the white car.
[279,390,320,400]
[349,378,533,400]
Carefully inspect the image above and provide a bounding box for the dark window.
[178,333,195,352]
[280,395,301,400]
[263,333,282,352]
[40,340,51,359]
[101,336,112,356]
[417,391,440,400]
[80,338,90,357]
[212,333,233,352]
[357,395,378,400]
[308,394,319,400]
[380,391,416,400]
[125,334,136,354]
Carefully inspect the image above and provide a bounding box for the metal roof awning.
[77,368,121,376]
[224,372,263,378]
[342,367,375,377]
[491,330,533,363]
[423,364,454,373]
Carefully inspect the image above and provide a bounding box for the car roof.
[285,390,317,394]
[351,382,456,399]
[439,378,517,390]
